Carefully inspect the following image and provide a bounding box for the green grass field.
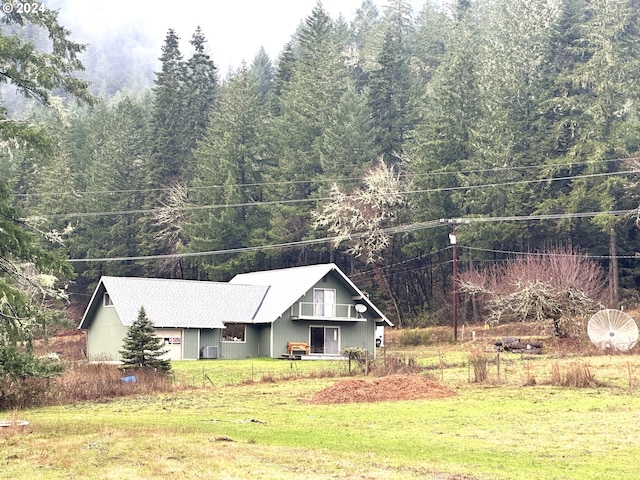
[2,338,640,479]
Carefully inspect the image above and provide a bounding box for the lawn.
[2,334,640,479]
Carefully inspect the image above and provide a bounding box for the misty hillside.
[49,0,162,96]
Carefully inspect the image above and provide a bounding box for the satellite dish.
[355,304,367,313]
[587,309,639,352]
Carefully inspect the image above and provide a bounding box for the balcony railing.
[291,302,366,320]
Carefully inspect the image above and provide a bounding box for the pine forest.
[4,0,640,331]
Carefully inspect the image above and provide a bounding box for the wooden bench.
[287,342,311,356]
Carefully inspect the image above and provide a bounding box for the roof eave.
[77,277,106,330]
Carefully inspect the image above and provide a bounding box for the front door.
[310,326,340,355]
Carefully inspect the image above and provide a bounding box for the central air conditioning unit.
[201,346,218,359]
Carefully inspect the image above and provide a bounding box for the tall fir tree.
[149,29,187,187]
[367,0,416,163]
[250,47,275,106]
[269,2,354,261]
[406,0,480,248]
[70,95,152,282]
[350,0,382,87]
[186,66,273,279]
[459,0,562,254]
[183,26,218,182]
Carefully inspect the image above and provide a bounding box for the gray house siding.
[86,302,128,361]
[271,310,296,357]
[220,324,261,359]
[300,274,354,307]
[256,324,271,357]
[183,329,200,360]
[200,329,220,358]
[338,319,375,352]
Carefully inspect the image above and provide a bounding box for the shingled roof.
[79,277,269,329]
[230,263,391,325]
[79,264,391,330]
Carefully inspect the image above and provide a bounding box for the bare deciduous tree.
[459,246,607,336]
[152,182,189,276]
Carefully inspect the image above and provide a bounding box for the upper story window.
[314,288,336,317]
[103,292,114,307]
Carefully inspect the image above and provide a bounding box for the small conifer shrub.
[119,306,171,372]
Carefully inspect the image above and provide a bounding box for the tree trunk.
[375,267,402,327]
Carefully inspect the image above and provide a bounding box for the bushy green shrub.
[0,345,63,409]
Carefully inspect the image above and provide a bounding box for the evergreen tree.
[459,0,561,254]
[149,29,187,186]
[119,307,171,371]
[350,0,382,86]
[534,0,640,301]
[405,0,480,255]
[0,2,90,357]
[183,26,218,180]
[250,47,275,106]
[273,41,296,102]
[69,95,152,281]
[368,0,416,163]
[186,65,273,279]
[412,0,450,85]
[270,2,354,256]
[319,84,376,180]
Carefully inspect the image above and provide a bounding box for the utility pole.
[440,218,470,342]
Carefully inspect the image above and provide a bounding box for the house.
[78,263,393,361]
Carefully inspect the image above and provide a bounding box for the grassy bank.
[3,329,640,479]
[2,376,640,479]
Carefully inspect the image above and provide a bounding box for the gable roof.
[78,276,269,330]
[230,263,392,326]
[79,264,392,330]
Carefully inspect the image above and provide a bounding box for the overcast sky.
[51,0,431,73]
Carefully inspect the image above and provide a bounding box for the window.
[222,323,246,342]
[313,288,336,317]
[103,293,113,307]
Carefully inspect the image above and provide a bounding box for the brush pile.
[308,374,457,404]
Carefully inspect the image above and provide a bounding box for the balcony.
[290,302,367,321]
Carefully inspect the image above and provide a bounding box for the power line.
[12,155,639,199]
[461,245,640,260]
[404,169,637,196]
[24,169,639,220]
[67,209,636,263]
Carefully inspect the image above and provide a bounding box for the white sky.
[51,0,430,73]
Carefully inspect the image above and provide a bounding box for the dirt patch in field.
[308,374,457,404]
